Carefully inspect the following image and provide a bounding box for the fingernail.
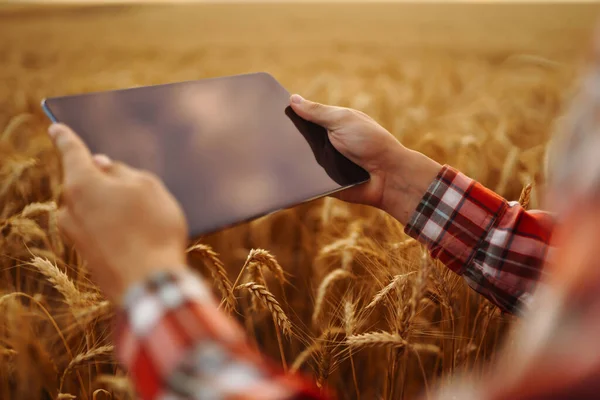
[93,154,113,169]
[291,94,304,105]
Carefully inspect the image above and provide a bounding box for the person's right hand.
[290,94,442,225]
[48,123,188,304]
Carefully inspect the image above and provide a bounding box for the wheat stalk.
[318,222,363,270]
[389,238,419,251]
[317,329,334,389]
[344,299,361,400]
[247,263,267,312]
[60,345,114,391]
[73,300,113,325]
[20,201,63,255]
[313,269,352,324]
[0,157,37,199]
[243,249,286,312]
[290,343,320,373]
[187,244,236,311]
[366,272,415,311]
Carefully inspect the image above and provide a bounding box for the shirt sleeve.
[113,269,324,400]
[404,165,555,314]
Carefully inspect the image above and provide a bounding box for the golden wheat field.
[1,2,600,399]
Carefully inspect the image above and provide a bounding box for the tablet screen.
[42,72,370,237]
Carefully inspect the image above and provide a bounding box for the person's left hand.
[48,123,188,304]
[290,95,441,225]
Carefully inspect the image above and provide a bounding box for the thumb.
[290,94,347,131]
[48,123,95,185]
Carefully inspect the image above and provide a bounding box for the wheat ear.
[60,345,114,391]
[236,282,292,336]
[245,249,285,284]
[365,272,415,311]
[347,331,408,349]
[519,183,533,210]
[347,331,440,354]
[317,329,334,389]
[29,256,96,310]
[187,244,236,311]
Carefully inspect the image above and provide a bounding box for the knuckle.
[136,171,160,188]
[332,108,355,127]
[308,101,324,112]
[339,108,355,119]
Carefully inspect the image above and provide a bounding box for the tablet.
[41,72,370,237]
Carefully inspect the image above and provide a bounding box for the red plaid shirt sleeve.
[404,165,555,314]
[113,269,324,400]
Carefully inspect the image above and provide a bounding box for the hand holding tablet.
[42,72,370,237]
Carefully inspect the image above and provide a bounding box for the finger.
[290,94,350,131]
[48,123,96,185]
[92,154,113,172]
[92,154,134,178]
[108,161,137,178]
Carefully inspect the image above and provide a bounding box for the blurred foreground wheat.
[0,3,595,399]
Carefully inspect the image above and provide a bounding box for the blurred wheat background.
[1,2,599,400]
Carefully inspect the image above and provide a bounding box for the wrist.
[114,250,187,305]
[380,146,442,225]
